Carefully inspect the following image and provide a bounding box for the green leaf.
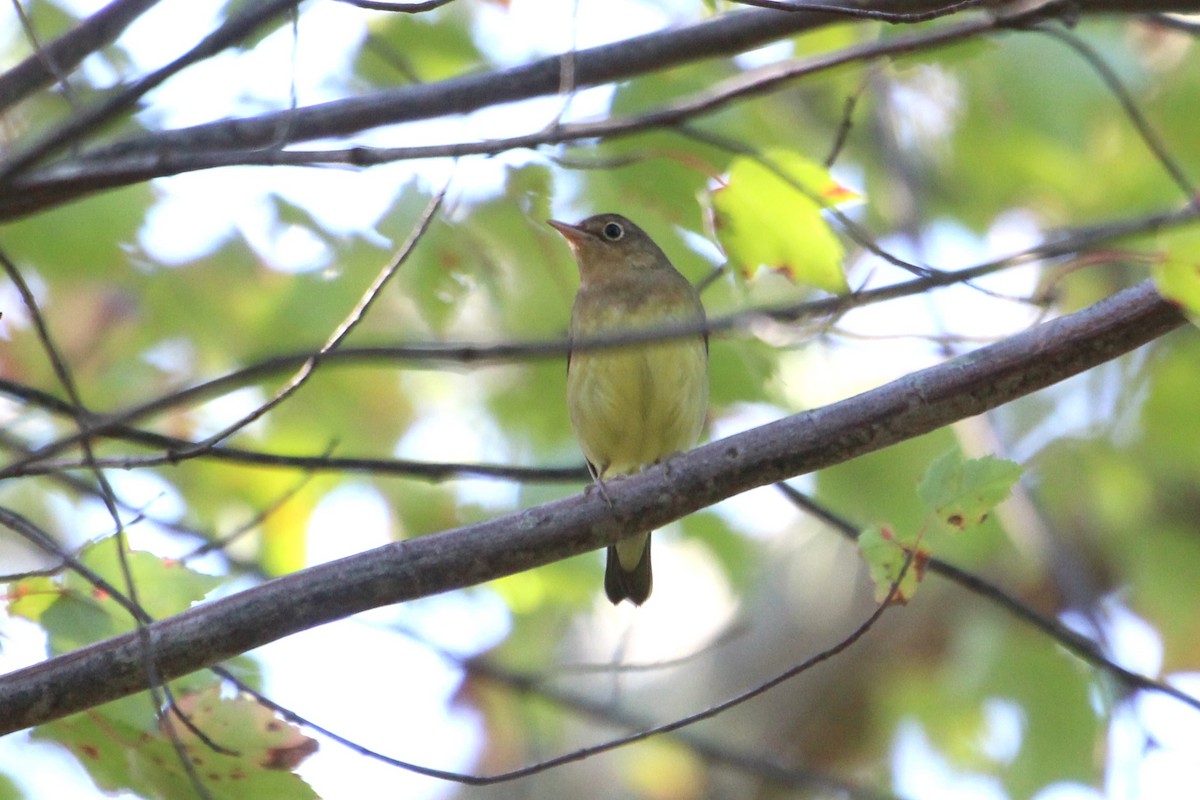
[1154,256,1200,318]
[33,687,318,800]
[355,5,483,84]
[818,429,959,537]
[171,686,320,775]
[0,772,23,800]
[3,184,154,279]
[707,338,778,407]
[981,626,1101,797]
[710,150,850,293]
[41,538,223,654]
[857,524,925,604]
[1154,226,1200,321]
[917,451,1022,533]
[6,576,60,623]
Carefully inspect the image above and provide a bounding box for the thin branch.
[1,201,1195,484]
[1031,22,1196,203]
[774,484,1200,713]
[333,0,458,10]
[26,450,587,484]
[0,249,216,797]
[0,201,1194,486]
[824,70,874,167]
[181,470,319,561]
[0,279,1186,735]
[452,564,910,787]
[726,0,987,21]
[174,187,447,454]
[0,430,231,547]
[0,13,1000,219]
[0,0,302,184]
[1144,12,1200,33]
[1,562,66,580]
[450,653,881,792]
[0,380,585,483]
[206,579,906,797]
[9,0,81,110]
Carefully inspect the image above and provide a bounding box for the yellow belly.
[567,336,707,478]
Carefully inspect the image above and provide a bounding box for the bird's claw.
[584,463,618,510]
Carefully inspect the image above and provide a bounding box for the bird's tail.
[604,532,652,605]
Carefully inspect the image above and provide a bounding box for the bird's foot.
[584,467,620,511]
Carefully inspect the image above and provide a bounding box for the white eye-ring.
[602,221,624,241]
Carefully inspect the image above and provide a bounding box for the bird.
[549,213,708,605]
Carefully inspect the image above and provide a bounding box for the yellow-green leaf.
[1154,226,1200,321]
[6,576,60,622]
[34,687,317,800]
[41,538,223,655]
[858,524,926,604]
[918,451,1022,534]
[711,150,852,293]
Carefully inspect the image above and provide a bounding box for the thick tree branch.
[2,0,1198,218]
[0,4,832,173]
[0,280,1187,735]
[0,13,994,221]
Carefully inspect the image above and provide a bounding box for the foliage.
[0,1,1198,799]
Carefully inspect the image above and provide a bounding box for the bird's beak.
[548,219,588,247]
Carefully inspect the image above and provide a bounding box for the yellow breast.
[567,276,707,478]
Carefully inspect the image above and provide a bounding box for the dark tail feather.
[604,534,653,605]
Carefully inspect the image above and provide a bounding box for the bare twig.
[175,187,447,454]
[181,470,320,561]
[8,0,81,110]
[333,0,458,10]
[824,71,874,167]
[1030,22,1196,203]
[727,0,986,21]
[203,577,907,796]
[1144,12,1200,34]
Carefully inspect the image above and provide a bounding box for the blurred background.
[0,1,1198,798]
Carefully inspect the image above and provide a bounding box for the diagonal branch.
[5,0,1196,218]
[0,0,302,184]
[775,484,1200,711]
[0,279,1186,735]
[0,0,164,112]
[175,186,446,454]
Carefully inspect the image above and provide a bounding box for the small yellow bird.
[549,214,709,605]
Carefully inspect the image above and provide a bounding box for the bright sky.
[0,1,1195,798]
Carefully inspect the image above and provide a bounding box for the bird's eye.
[602,221,624,241]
